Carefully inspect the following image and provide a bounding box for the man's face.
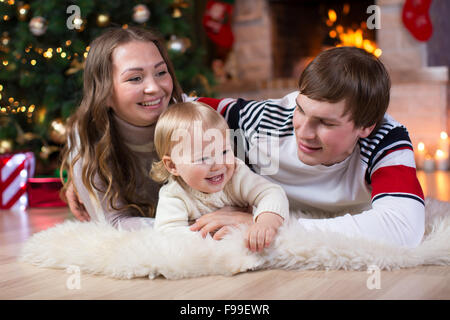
[292,94,374,166]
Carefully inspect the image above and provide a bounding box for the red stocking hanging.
[202,0,234,49]
[402,0,433,42]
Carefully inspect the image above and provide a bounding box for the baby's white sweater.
[154,158,289,233]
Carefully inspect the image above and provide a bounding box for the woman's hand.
[190,206,253,240]
[65,183,90,222]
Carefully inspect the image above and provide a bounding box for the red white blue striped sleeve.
[361,123,424,206]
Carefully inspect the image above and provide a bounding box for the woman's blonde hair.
[150,101,229,184]
[60,27,182,218]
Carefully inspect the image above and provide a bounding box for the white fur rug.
[19,198,450,280]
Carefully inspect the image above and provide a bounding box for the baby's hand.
[245,212,284,252]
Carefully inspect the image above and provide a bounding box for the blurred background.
[0,0,448,209]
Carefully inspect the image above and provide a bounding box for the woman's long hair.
[60,27,183,218]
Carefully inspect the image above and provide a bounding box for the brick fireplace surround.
[216,0,449,151]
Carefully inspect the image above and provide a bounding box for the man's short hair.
[298,46,390,132]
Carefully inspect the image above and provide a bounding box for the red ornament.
[402,0,433,42]
[202,0,234,48]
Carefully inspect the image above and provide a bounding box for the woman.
[62,27,251,235]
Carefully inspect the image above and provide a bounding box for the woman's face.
[110,41,173,126]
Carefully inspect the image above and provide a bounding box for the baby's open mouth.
[205,174,224,184]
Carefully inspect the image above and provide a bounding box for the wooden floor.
[0,171,449,300]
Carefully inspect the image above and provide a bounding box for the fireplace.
[215,0,448,156]
[269,0,376,79]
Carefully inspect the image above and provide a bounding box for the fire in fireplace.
[268,0,377,78]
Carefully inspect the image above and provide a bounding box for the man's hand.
[190,206,253,240]
[65,183,90,222]
[245,212,283,252]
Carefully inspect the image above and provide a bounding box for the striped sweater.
[196,91,425,248]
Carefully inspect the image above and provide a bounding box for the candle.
[438,132,449,155]
[415,142,426,170]
[435,149,449,171]
[423,155,435,172]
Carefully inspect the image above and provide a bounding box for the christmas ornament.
[402,0,433,42]
[29,16,48,36]
[202,0,235,48]
[48,118,67,144]
[97,13,110,27]
[73,17,86,32]
[0,151,35,211]
[17,2,30,21]
[133,4,150,24]
[1,32,10,46]
[171,0,189,18]
[172,8,182,18]
[0,139,13,154]
[167,35,191,53]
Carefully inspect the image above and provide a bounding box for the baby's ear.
[162,156,179,176]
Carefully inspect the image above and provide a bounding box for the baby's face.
[170,128,235,194]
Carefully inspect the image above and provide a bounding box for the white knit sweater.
[154,158,289,233]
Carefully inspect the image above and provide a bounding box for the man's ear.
[162,155,179,176]
[359,123,377,139]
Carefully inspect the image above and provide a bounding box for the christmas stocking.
[402,0,433,42]
[202,0,234,48]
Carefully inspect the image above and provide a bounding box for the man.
[67,47,425,248]
[193,47,424,248]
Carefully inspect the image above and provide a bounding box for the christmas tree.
[0,0,214,174]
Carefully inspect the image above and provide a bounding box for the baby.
[150,101,289,252]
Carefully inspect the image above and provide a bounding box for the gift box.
[28,177,67,207]
[0,151,35,211]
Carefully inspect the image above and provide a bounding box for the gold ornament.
[48,118,67,144]
[17,2,30,21]
[172,8,182,18]
[0,139,13,154]
[96,13,110,27]
[133,4,150,24]
[29,16,47,36]
[171,0,189,18]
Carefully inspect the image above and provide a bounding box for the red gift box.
[27,177,67,207]
[0,151,35,211]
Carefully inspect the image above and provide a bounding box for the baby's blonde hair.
[150,101,230,184]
